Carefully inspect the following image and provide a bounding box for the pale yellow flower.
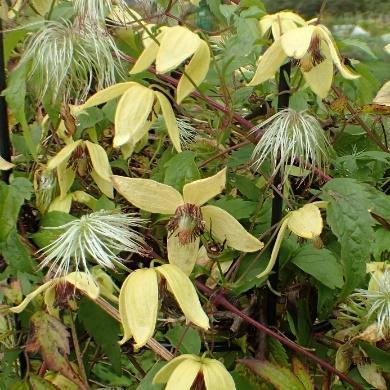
[0,156,14,171]
[153,354,236,390]
[47,139,113,199]
[249,24,359,98]
[130,25,210,103]
[119,264,209,349]
[112,168,264,275]
[259,11,306,39]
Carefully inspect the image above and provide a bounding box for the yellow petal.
[165,359,201,390]
[287,203,323,239]
[318,25,360,80]
[302,43,333,98]
[177,40,210,104]
[80,82,136,110]
[153,355,200,384]
[9,280,54,313]
[201,205,264,252]
[373,81,390,107]
[156,264,209,330]
[248,40,286,86]
[119,269,159,347]
[156,26,201,73]
[257,218,289,279]
[64,272,100,300]
[259,15,273,36]
[281,25,315,59]
[202,358,236,390]
[47,141,82,170]
[0,156,15,170]
[167,235,200,275]
[120,139,135,160]
[72,191,97,210]
[112,175,183,214]
[57,161,75,198]
[206,259,233,289]
[154,91,182,152]
[91,169,114,198]
[130,37,160,74]
[114,85,155,147]
[183,168,226,206]
[48,194,72,213]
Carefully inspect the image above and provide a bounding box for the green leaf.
[211,198,257,220]
[268,338,289,368]
[227,144,254,168]
[322,179,377,296]
[230,174,260,201]
[78,298,121,374]
[291,245,344,289]
[373,228,390,261]
[291,357,314,390]
[137,362,165,390]
[239,360,305,390]
[359,342,390,374]
[163,151,200,191]
[165,325,201,355]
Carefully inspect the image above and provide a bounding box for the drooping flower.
[249,24,359,98]
[259,11,306,39]
[9,272,99,314]
[112,168,264,275]
[38,210,146,278]
[251,108,330,177]
[153,354,236,390]
[47,139,114,199]
[20,20,122,102]
[130,25,210,103]
[119,264,209,348]
[75,82,181,155]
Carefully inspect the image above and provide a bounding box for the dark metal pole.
[267,62,291,326]
[0,17,12,183]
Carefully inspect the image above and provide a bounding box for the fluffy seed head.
[38,210,146,278]
[251,108,331,178]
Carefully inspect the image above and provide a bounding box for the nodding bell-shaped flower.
[75,82,181,156]
[112,168,264,276]
[259,11,306,39]
[153,354,236,390]
[47,139,114,199]
[119,264,209,349]
[130,25,211,104]
[249,23,360,98]
[38,210,146,278]
[257,202,326,279]
[9,272,99,314]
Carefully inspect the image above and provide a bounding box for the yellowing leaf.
[202,358,236,390]
[57,162,75,198]
[81,82,136,110]
[183,168,226,206]
[47,141,81,170]
[357,363,387,390]
[201,205,264,252]
[114,85,155,147]
[119,269,159,348]
[177,40,210,104]
[153,355,200,384]
[167,235,200,275]
[156,264,209,330]
[165,359,201,390]
[156,26,201,73]
[0,156,15,170]
[72,191,97,210]
[287,204,323,239]
[112,175,183,214]
[48,194,72,213]
[154,91,182,152]
[248,40,286,86]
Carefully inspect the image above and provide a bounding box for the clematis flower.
[119,264,209,348]
[112,168,264,275]
[130,25,210,104]
[249,24,359,98]
[9,272,99,314]
[257,202,325,278]
[38,210,146,278]
[0,156,14,171]
[47,139,113,199]
[75,82,181,155]
[153,354,236,390]
[259,11,306,39]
